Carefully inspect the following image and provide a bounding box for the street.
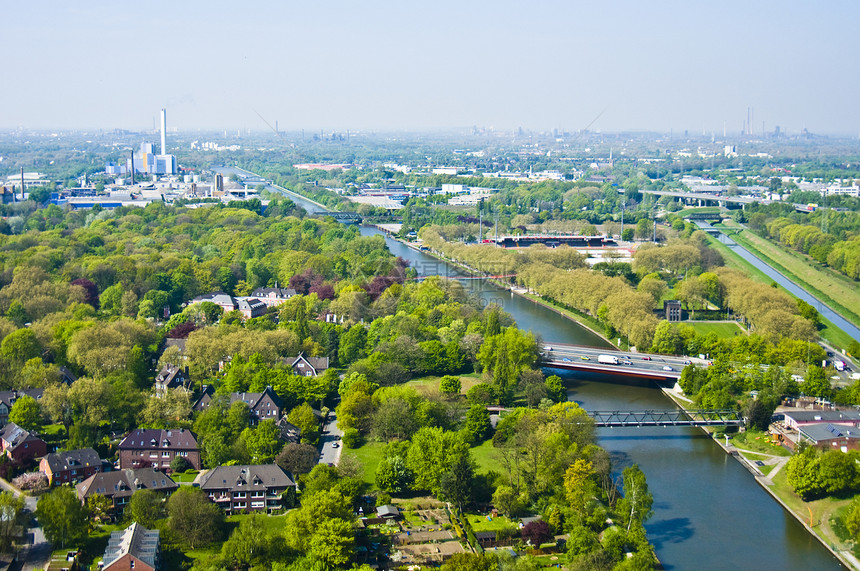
[318,411,344,466]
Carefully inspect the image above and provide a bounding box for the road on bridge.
[542,344,704,379]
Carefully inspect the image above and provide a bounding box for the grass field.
[406,373,482,396]
[730,229,860,330]
[770,469,855,553]
[471,439,505,476]
[348,441,386,486]
[730,430,790,456]
[467,514,516,532]
[681,321,745,339]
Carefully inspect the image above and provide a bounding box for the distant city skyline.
[3,1,859,136]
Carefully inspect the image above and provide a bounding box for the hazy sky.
[3,1,858,135]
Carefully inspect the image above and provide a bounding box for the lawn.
[681,321,745,339]
[406,373,483,396]
[770,469,855,550]
[171,470,200,483]
[347,441,386,487]
[730,430,791,456]
[467,514,516,532]
[471,439,506,476]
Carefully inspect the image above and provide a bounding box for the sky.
[3,1,859,135]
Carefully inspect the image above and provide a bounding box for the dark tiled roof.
[76,468,177,500]
[251,287,296,298]
[42,448,101,474]
[0,388,44,409]
[228,387,283,410]
[0,422,43,451]
[199,464,295,492]
[119,428,198,451]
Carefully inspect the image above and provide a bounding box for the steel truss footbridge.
[588,409,742,428]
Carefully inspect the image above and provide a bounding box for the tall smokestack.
[20,167,24,201]
[131,150,135,186]
[160,108,167,155]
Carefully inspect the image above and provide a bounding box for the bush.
[341,428,361,449]
[170,456,192,473]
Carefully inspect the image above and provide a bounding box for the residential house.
[76,468,178,515]
[250,286,296,308]
[0,422,46,464]
[118,428,201,470]
[40,447,102,485]
[236,297,267,319]
[188,292,237,314]
[198,464,295,514]
[101,522,161,571]
[188,292,267,320]
[276,418,301,443]
[0,388,44,425]
[193,386,283,425]
[154,364,191,395]
[283,352,329,377]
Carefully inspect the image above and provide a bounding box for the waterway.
[361,226,845,570]
[708,226,860,343]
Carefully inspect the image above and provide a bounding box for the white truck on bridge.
[598,354,619,365]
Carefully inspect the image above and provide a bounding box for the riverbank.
[660,387,858,570]
[396,238,617,348]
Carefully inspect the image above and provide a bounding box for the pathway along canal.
[361,226,844,570]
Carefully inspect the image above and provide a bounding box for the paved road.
[318,411,343,466]
[701,223,860,344]
[543,343,702,378]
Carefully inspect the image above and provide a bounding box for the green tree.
[802,366,832,399]
[407,427,469,494]
[375,455,414,494]
[287,403,319,444]
[221,515,276,570]
[544,375,565,403]
[129,489,167,528]
[8,394,42,431]
[276,443,320,475]
[439,375,462,396]
[0,328,41,366]
[617,464,653,534]
[36,487,88,549]
[308,517,355,569]
[87,493,113,524]
[787,445,824,500]
[167,487,225,549]
[242,419,283,464]
[464,405,491,444]
[439,453,475,513]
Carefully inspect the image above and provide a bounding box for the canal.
[361,226,844,570]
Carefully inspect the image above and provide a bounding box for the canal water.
[361,226,844,571]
